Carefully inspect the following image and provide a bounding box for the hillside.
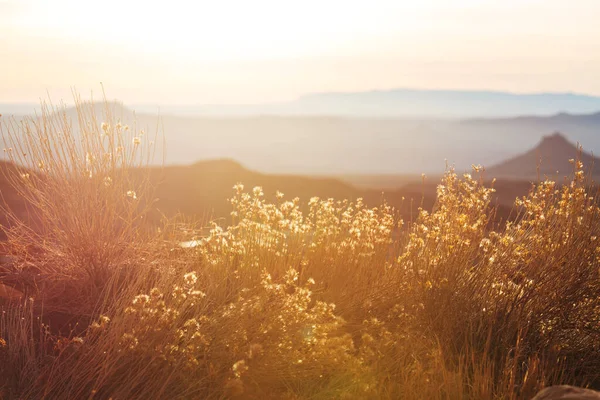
[140,159,437,223]
[487,132,599,180]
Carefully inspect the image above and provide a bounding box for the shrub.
[1,94,160,315]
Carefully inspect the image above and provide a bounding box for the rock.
[532,386,600,400]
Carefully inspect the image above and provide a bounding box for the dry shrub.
[28,270,372,399]
[0,92,160,314]
[369,164,600,398]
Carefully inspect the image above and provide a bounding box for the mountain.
[290,90,600,118]
[0,103,40,117]
[464,111,600,126]
[487,132,599,180]
[129,89,600,118]
[7,89,600,119]
[4,103,600,176]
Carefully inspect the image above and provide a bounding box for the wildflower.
[120,333,138,350]
[479,238,491,250]
[71,337,84,345]
[132,137,141,146]
[90,322,102,329]
[101,122,110,133]
[103,176,112,187]
[184,272,198,286]
[284,268,299,284]
[232,360,248,378]
[253,186,264,197]
[126,190,137,199]
[133,294,150,305]
[189,290,206,298]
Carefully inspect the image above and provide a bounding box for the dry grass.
[1,95,600,399]
[0,92,161,316]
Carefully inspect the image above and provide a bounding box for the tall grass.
[1,93,161,316]
[1,96,600,399]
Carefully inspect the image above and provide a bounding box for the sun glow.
[6,0,446,60]
[2,0,600,103]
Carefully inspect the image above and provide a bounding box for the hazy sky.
[1,0,600,104]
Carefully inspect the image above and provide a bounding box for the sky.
[1,0,600,105]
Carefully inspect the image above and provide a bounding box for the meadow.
[0,99,599,399]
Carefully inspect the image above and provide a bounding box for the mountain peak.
[488,132,597,180]
[538,132,574,150]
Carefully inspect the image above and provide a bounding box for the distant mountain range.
[132,90,600,118]
[3,100,600,175]
[4,89,600,118]
[284,90,600,118]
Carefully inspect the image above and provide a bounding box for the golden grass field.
[0,99,599,399]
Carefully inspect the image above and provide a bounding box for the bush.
[1,95,160,316]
